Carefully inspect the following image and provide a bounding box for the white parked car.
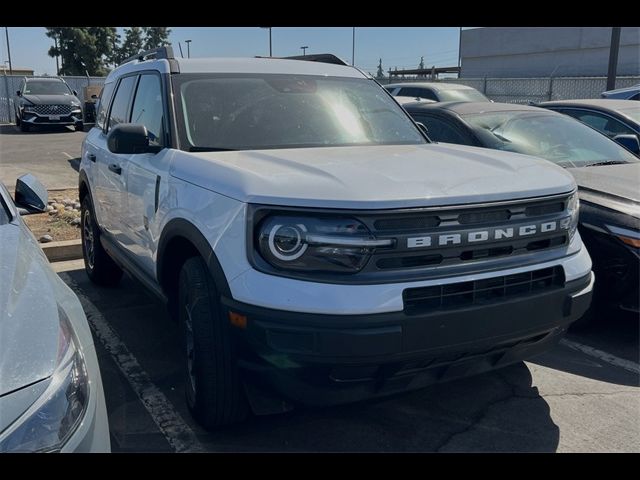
[0,175,110,452]
[385,81,490,103]
[79,48,593,428]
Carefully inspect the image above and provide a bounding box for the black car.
[14,77,84,132]
[404,101,640,320]
[537,99,640,155]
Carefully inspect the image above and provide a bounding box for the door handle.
[87,153,96,162]
[108,163,122,175]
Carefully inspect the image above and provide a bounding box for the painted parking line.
[60,272,206,453]
[61,151,74,159]
[560,338,640,375]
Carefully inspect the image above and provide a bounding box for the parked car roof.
[385,82,478,91]
[403,100,551,115]
[537,99,639,111]
[601,84,640,99]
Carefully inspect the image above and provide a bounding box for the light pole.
[54,35,60,75]
[4,27,13,75]
[300,45,308,56]
[185,39,192,58]
[260,27,272,56]
[352,27,355,66]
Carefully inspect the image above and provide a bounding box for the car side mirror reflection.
[416,122,429,136]
[613,134,640,155]
[14,173,48,215]
[107,123,161,154]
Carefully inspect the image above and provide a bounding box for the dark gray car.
[14,77,84,132]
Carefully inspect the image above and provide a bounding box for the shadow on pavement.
[0,124,75,135]
[531,311,639,388]
[63,270,561,453]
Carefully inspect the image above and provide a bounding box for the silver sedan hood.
[0,223,61,397]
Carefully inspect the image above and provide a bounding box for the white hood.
[170,143,576,209]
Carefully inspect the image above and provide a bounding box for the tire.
[75,122,84,132]
[81,196,123,286]
[178,256,248,428]
[19,119,30,132]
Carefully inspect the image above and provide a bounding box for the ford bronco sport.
[79,47,594,428]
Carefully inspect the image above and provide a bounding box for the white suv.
[80,47,594,428]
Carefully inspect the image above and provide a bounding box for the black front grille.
[403,266,565,315]
[33,104,72,115]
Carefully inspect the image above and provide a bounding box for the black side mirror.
[91,94,98,99]
[613,134,640,155]
[16,90,21,97]
[107,123,160,154]
[416,122,429,136]
[72,89,78,96]
[14,173,48,215]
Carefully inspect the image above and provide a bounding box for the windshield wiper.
[585,160,628,167]
[188,146,237,152]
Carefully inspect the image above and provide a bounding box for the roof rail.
[119,46,175,67]
[257,53,349,66]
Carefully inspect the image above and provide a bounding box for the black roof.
[537,99,640,114]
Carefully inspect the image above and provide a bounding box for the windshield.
[23,81,72,96]
[174,74,426,151]
[438,88,490,102]
[464,111,639,168]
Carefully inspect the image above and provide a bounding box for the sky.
[0,27,463,76]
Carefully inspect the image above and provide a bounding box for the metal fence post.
[483,77,487,94]
[3,74,12,123]
[548,75,554,101]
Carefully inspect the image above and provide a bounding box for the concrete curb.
[41,239,83,263]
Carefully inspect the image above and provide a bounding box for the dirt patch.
[23,188,82,243]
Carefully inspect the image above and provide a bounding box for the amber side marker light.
[229,311,248,329]
[618,235,640,248]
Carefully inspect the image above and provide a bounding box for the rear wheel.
[178,256,248,428]
[81,196,123,286]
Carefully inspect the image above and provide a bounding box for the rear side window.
[108,75,138,131]
[399,87,438,101]
[130,74,165,147]
[564,110,636,137]
[412,114,471,145]
[95,82,115,130]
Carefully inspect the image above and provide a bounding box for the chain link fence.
[381,76,640,104]
[0,75,106,123]
[2,74,638,123]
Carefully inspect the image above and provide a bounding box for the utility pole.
[301,46,308,56]
[352,27,355,66]
[260,27,272,57]
[185,39,192,58]
[4,27,13,75]
[606,27,621,91]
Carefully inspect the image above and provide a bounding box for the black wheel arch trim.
[157,218,231,298]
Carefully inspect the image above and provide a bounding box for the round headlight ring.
[268,223,308,261]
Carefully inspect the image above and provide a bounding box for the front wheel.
[81,196,123,286]
[179,256,248,428]
[75,122,84,132]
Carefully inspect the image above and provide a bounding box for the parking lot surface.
[56,265,639,453]
[0,124,84,190]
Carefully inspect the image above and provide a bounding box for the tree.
[376,59,385,79]
[142,27,171,50]
[118,27,144,63]
[46,27,117,76]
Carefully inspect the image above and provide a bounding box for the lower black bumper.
[223,272,593,408]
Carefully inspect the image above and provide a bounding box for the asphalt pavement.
[0,124,84,190]
[56,263,640,453]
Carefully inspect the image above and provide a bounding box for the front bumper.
[225,271,594,407]
[22,111,83,126]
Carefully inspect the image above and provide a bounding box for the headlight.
[0,307,89,453]
[566,192,580,241]
[22,105,36,112]
[255,214,393,274]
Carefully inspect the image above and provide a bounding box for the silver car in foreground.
[0,175,109,452]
